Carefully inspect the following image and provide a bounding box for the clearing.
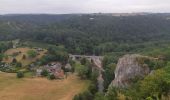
[0,72,90,100]
[3,47,47,66]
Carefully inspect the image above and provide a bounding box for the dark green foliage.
[74,60,93,79]
[17,71,24,78]
[76,63,88,79]
[16,62,22,67]
[80,58,87,65]
[144,59,166,70]
[39,46,69,65]
[120,65,170,99]
[102,55,117,91]
[0,42,13,53]
[94,92,105,100]
[22,54,26,59]
[139,69,170,99]
[48,74,56,80]
[73,91,93,100]
[69,60,76,72]
[12,58,17,63]
[41,69,49,77]
[106,87,118,100]
[0,54,4,61]
[91,70,99,83]
[1,14,170,55]
[103,63,116,92]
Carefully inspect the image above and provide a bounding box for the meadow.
[3,47,47,66]
[0,72,90,100]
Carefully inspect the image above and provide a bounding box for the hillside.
[1,14,170,54]
[0,13,170,100]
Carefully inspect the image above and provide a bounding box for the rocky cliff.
[110,54,150,88]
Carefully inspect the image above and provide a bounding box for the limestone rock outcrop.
[110,54,150,88]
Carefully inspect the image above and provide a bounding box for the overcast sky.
[0,0,170,14]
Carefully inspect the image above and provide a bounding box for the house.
[36,48,44,52]
[44,62,62,72]
[43,62,65,79]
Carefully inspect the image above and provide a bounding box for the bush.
[27,50,37,58]
[17,72,24,78]
[73,91,93,100]
[41,69,49,77]
[16,62,22,67]
[0,54,4,61]
[80,58,87,65]
[48,74,55,80]
[12,58,17,63]
[22,54,26,59]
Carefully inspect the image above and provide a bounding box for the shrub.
[0,54,3,61]
[48,74,55,80]
[22,54,26,59]
[41,69,49,77]
[27,50,37,58]
[12,58,17,63]
[16,62,22,67]
[73,91,93,100]
[17,72,24,78]
[80,58,87,65]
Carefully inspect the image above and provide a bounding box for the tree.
[16,62,22,67]
[103,63,116,91]
[73,91,93,100]
[12,58,17,63]
[94,92,106,100]
[91,70,99,83]
[139,69,170,99]
[80,58,87,65]
[22,54,26,59]
[0,54,3,61]
[17,72,24,78]
[75,63,88,79]
[27,50,37,58]
[106,87,118,100]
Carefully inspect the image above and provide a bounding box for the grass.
[0,72,90,100]
[3,47,47,66]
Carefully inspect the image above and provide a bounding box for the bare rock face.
[110,54,150,88]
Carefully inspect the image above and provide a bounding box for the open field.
[0,72,90,100]
[3,47,47,66]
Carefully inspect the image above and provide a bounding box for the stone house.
[36,62,65,79]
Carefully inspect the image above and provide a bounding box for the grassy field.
[3,47,47,66]
[0,72,90,100]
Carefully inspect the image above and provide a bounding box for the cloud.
[0,0,170,14]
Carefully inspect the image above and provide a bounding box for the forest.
[1,13,170,55]
[0,13,170,100]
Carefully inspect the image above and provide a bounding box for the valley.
[0,14,170,100]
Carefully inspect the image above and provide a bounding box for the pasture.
[0,72,90,100]
[3,47,47,66]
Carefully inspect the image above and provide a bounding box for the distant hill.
[1,13,170,54]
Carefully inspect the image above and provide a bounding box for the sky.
[0,0,170,14]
